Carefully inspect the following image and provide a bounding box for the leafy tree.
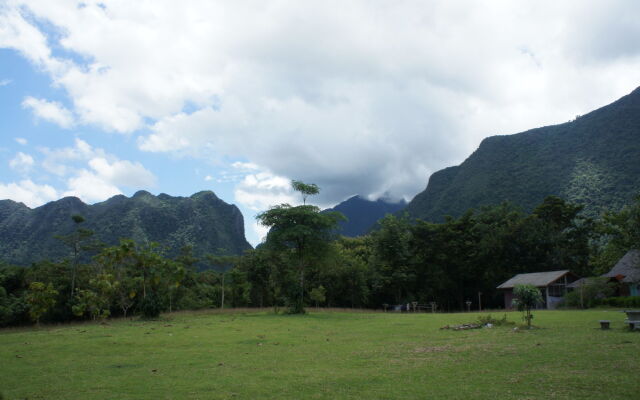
[72,273,116,320]
[291,180,319,205]
[257,181,343,313]
[55,215,95,299]
[320,237,371,308]
[563,277,615,308]
[512,284,543,328]
[26,282,58,325]
[370,214,414,305]
[93,242,139,318]
[592,194,640,273]
[309,285,326,310]
[530,196,594,277]
[207,253,238,309]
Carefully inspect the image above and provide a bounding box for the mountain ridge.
[324,195,407,237]
[0,190,252,266]
[405,86,640,221]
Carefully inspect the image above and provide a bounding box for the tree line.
[1,182,639,326]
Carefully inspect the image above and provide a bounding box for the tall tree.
[291,180,319,205]
[55,215,94,299]
[257,181,343,313]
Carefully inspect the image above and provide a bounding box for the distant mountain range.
[0,190,251,266]
[406,87,640,221]
[323,195,406,237]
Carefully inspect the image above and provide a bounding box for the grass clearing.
[1,309,639,399]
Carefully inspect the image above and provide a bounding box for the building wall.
[504,290,514,309]
[631,283,640,297]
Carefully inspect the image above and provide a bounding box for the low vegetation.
[1,309,638,399]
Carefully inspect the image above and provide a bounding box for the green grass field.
[1,309,639,399]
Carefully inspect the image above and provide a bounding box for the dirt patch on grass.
[412,345,453,353]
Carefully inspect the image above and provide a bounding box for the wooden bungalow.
[602,249,640,297]
[497,270,579,310]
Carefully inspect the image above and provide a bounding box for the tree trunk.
[299,266,304,312]
[221,272,225,309]
[70,242,79,299]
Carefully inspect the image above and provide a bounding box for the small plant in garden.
[512,284,543,328]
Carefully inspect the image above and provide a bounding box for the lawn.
[1,309,639,399]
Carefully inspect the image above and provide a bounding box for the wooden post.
[478,292,482,312]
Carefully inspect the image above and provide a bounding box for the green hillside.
[0,190,252,266]
[406,87,640,221]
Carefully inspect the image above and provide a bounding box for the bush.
[513,284,543,327]
[596,296,640,308]
[563,277,615,308]
[140,293,162,319]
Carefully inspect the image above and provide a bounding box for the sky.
[1,0,640,246]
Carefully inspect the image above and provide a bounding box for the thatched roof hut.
[602,249,640,296]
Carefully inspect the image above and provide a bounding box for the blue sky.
[2,1,640,246]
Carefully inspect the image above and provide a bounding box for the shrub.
[597,296,640,308]
[512,284,543,328]
[140,293,162,319]
[563,277,615,308]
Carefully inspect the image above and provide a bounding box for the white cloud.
[9,152,34,174]
[63,169,122,204]
[231,162,260,171]
[0,79,11,86]
[251,221,270,245]
[204,175,213,181]
[3,0,640,207]
[0,179,58,208]
[22,96,75,128]
[40,138,102,176]
[14,137,27,145]
[234,171,297,212]
[0,6,66,74]
[88,158,156,188]
[38,138,157,204]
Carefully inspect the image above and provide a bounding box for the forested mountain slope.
[406,87,640,221]
[0,190,251,265]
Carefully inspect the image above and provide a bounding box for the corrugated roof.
[567,277,588,289]
[602,249,640,283]
[496,270,571,289]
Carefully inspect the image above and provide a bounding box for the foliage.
[596,296,640,308]
[71,273,116,320]
[291,180,319,204]
[591,195,640,273]
[563,277,615,308]
[26,282,58,325]
[139,292,162,319]
[309,285,326,309]
[257,180,343,314]
[512,284,543,327]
